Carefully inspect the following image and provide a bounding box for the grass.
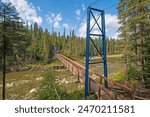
[110,68,139,87]
[110,69,126,82]
[45,60,63,66]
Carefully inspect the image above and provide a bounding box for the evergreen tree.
[117,0,150,87]
[0,1,28,99]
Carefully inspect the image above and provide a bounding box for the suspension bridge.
[55,6,147,100]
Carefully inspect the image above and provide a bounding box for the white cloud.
[82,4,86,11]
[63,23,69,29]
[75,9,81,20]
[79,21,86,37]
[75,9,81,16]
[37,6,41,12]
[105,14,120,32]
[2,0,42,25]
[54,21,59,28]
[78,14,120,38]
[105,14,120,39]
[112,32,121,39]
[46,13,62,28]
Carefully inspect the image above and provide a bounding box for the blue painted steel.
[90,34,103,36]
[85,7,108,99]
[90,7,103,12]
[85,6,91,99]
[89,61,104,64]
[101,10,108,88]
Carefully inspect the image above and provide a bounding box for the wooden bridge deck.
[55,54,147,100]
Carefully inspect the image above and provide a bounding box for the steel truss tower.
[85,7,108,99]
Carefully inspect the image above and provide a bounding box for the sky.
[1,0,120,38]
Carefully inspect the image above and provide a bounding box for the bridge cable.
[89,0,100,7]
[104,2,119,10]
[74,10,86,35]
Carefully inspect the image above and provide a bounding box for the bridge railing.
[55,54,147,100]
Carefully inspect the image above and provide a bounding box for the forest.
[0,0,150,100]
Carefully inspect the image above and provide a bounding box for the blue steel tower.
[85,7,108,99]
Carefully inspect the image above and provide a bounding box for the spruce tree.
[0,2,27,99]
[117,0,150,87]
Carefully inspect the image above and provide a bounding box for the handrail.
[55,54,147,100]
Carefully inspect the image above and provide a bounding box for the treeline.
[117,0,150,87]
[106,38,125,54]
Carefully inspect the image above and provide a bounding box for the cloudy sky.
[1,0,120,38]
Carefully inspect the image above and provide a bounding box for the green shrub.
[111,71,126,82]
[127,67,140,81]
[111,67,139,84]
[38,71,84,100]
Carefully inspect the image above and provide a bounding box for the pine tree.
[0,1,28,99]
[117,0,129,73]
[117,0,150,87]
